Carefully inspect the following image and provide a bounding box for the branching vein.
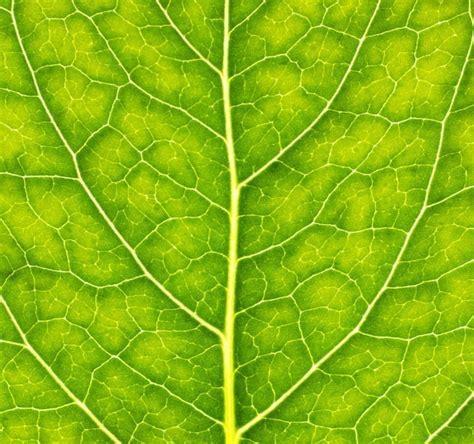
[9,1,223,339]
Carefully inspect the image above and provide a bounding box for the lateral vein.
[425,392,473,443]
[236,22,472,439]
[9,2,223,340]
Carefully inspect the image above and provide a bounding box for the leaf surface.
[0,0,473,443]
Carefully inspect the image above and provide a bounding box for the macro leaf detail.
[0,0,473,443]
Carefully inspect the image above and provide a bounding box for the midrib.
[222,0,239,442]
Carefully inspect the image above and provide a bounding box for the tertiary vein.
[239,0,382,188]
[154,0,222,75]
[72,4,226,142]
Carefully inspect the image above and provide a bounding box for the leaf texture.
[0,0,473,443]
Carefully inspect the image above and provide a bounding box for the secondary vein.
[0,296,121,444]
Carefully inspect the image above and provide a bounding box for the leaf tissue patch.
[0,0,473,443]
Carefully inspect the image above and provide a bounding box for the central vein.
[222,0,239,443]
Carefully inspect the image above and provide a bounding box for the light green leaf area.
[0,0,473,443]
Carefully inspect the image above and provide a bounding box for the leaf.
[0,0,472,442]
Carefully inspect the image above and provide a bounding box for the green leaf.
[0,0,472,442]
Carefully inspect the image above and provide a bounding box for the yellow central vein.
[222,0,239,442]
